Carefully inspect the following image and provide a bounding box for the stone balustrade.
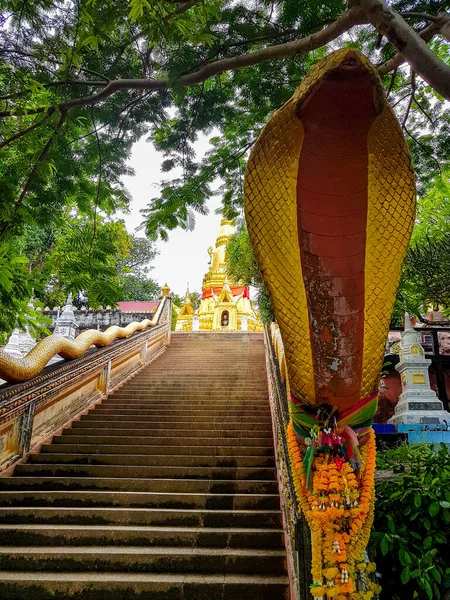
[42,307,157,334]
[0,297,171,472]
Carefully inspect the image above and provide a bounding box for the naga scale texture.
[0,313,162,384]
[244,49,416,416]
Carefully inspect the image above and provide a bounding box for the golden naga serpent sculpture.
[0,300,166,384]
[245,48,416,413]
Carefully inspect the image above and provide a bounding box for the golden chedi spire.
[194,220,262,332]
[174,283,194,331]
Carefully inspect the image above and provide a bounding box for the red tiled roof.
[117,301,159,313]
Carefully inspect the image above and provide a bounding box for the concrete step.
[0,333,287,597]
[111,380,267,386]
[0,477,278,494]
[53,434,274,447]
[131,364,266,368]
[27,453,276,469]
[40,444,275,457]
[0,524,284,549]
[101,400,267,407]
[0,546,286,575]
[110,386,268,393]
[97,406,269,413]
[92,407,271,416]
[0,571,289,600]
[80,414,272,424]
[70,420,273,431]
[58,427,272,446]
[14,463,277,481]
[0,490,280,510]
[0,507,283,528]
[111,394,268,398]
[62,427,273,439]
[113,375,267,380]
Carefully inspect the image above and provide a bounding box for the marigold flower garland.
[288,419,381,599]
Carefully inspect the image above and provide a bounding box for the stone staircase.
[0,332,289,599]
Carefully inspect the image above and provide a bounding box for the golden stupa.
[175,219,262,332]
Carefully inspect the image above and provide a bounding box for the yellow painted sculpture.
[0,299,166,384]
[245,49,415,598]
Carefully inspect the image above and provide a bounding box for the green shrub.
[371,443,450,599]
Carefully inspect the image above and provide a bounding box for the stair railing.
[264,323,312,600]
[0,296,172,472]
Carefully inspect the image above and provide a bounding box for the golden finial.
[161,283,170,297]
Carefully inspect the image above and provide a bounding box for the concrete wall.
[43,309,156,333]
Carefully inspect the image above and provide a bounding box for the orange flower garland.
[287,421,381,599]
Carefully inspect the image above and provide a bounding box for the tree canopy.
[393,173,450,322]
[1,0,449,328]
[226,225,274,323]
[0,211,160,337]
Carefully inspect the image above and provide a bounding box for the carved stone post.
[97,360,112,396]
[140,342,148,365]
[18,401,36,456]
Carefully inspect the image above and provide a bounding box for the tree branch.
[0,110,54,149]
[402,70,415,129]
[363,0,450,99]
[172,1,199,15]
[130,0,199,45]
[0,80,107,102]
[0,110,67,239]
[404,125,442,176]
[1,47,110,82]
[413,96,435,126]
[377,20,442,75]
[88,106,102,266]
[0,8,366,118]
[386,67,397,98]
[399,12,441,22]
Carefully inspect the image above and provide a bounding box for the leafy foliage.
[0,215,160,338]
[118,235,159,280]
[190,290,202,312]
[394,173,450,320]
[116,234,160,301]
[0,240,49,340]
[372,444,450,599]
[0,0,449,327]
[118,276,160,302]
[226,225,274,323]
[33,217,133,310]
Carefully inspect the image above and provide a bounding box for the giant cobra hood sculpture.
[245,49,415,597]
[245,49,415,420]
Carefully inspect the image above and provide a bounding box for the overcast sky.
[119,134,226,298]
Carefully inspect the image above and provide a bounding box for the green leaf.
[401,566,411,584]
[387,514,395,533]
[423,578,433,600]
[431,568,442,584]
[80,35,99,51]
[399,548,412,566]
[432,583,441,599]
[380,535,389,556]
[430,502,440,517]
[439,500,450,509]
[423,536,433,550]
[414,494,422,508]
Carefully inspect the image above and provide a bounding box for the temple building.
[175,219,262,332]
